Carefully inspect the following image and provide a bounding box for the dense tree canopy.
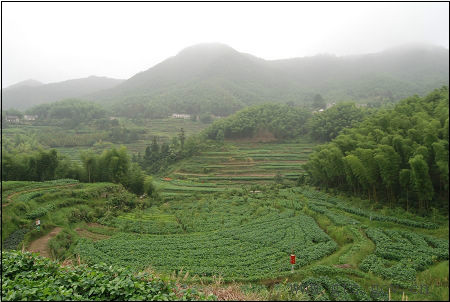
[307,102,369,141]
[305,87,449,212]
[27,99,107,128]
[204,104,311,140]
[2,146,150,196]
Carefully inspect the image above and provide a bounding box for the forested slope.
[2,76,124,111]
[87,43,448,118]
[305,87,449,211]
[203,104,311,140]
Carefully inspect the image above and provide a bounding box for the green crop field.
[2,178,449,300]
[2,117,209,162]
[2,131,449,301]
[153,140,315,197]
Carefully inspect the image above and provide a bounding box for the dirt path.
[2,183,78,208]
[28,227,62,258]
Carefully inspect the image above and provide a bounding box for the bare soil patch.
[28,227,62,258]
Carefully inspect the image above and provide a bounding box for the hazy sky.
[2,2,449,87]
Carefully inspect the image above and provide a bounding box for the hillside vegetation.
[4,43,448,116]
[3,76,124,111]
[306,87,449,211]
[2,250,214,301]
[88,43,448,118]
[2,84,449,301]
[204,104,311,140]
[2,180,448,300]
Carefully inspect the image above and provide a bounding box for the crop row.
[292,276,376,301]
[300,188,438,229]
[75,210,337,281]
[359,228,449,287]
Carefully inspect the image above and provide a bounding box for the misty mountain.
[86,43,448,118]
[2,76,124,110]
[4,79,44,90]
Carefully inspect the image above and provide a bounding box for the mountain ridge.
[3,43,448,114]
[2,76,125,110]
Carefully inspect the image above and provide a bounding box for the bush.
[1,250,216,301]
[48,229,73,260]
[68,206,95,223]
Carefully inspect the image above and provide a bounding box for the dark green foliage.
[86,43,448,119]
[2,228,31,250]
[305,87,449,211]
[307,102,368,141]
[108,126,140,144]
[136,130,209,175]
[48,229,74,260]
[359,228,449,288]
[68,205,95,223]
[293,276,371,301]
[301,188,438,228]
[27,99,107,128]
[312,94,327,110]
[2,145,153,196]
[199,113,213,123]
[26,203,57,220]
[2,149,60,182]
[80,146,148,195]
[205,104,311,140]
[1,250,215,301]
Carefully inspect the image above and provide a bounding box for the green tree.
[409,154,434,210]
[399,169,412,211]
[179,128,186,149]
[312,94,326,110]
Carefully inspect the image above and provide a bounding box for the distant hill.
[4,43,448,115]
[86,43,449,118]
[2,76,124,110]
[4,79,44,90]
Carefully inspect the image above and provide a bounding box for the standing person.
[36,219,41,231]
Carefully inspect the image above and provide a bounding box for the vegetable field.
[155,141,315,198]
[2,178,449,300]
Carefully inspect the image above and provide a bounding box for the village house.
[23,115,38,121]
[171,113,191,119]
[5,115,20,123]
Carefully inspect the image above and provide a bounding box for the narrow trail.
[28,227,62,258]
[2,183,78,208]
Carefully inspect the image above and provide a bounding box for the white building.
[171,113,191,119]
[23,115,38,121]
[6,116,20,123]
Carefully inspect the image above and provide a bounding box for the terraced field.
[3,118,208,163]
[155,141,315,199]
[2,179,448,300]
[73,186,448,300]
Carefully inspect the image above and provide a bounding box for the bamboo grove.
[305,87,449,212]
